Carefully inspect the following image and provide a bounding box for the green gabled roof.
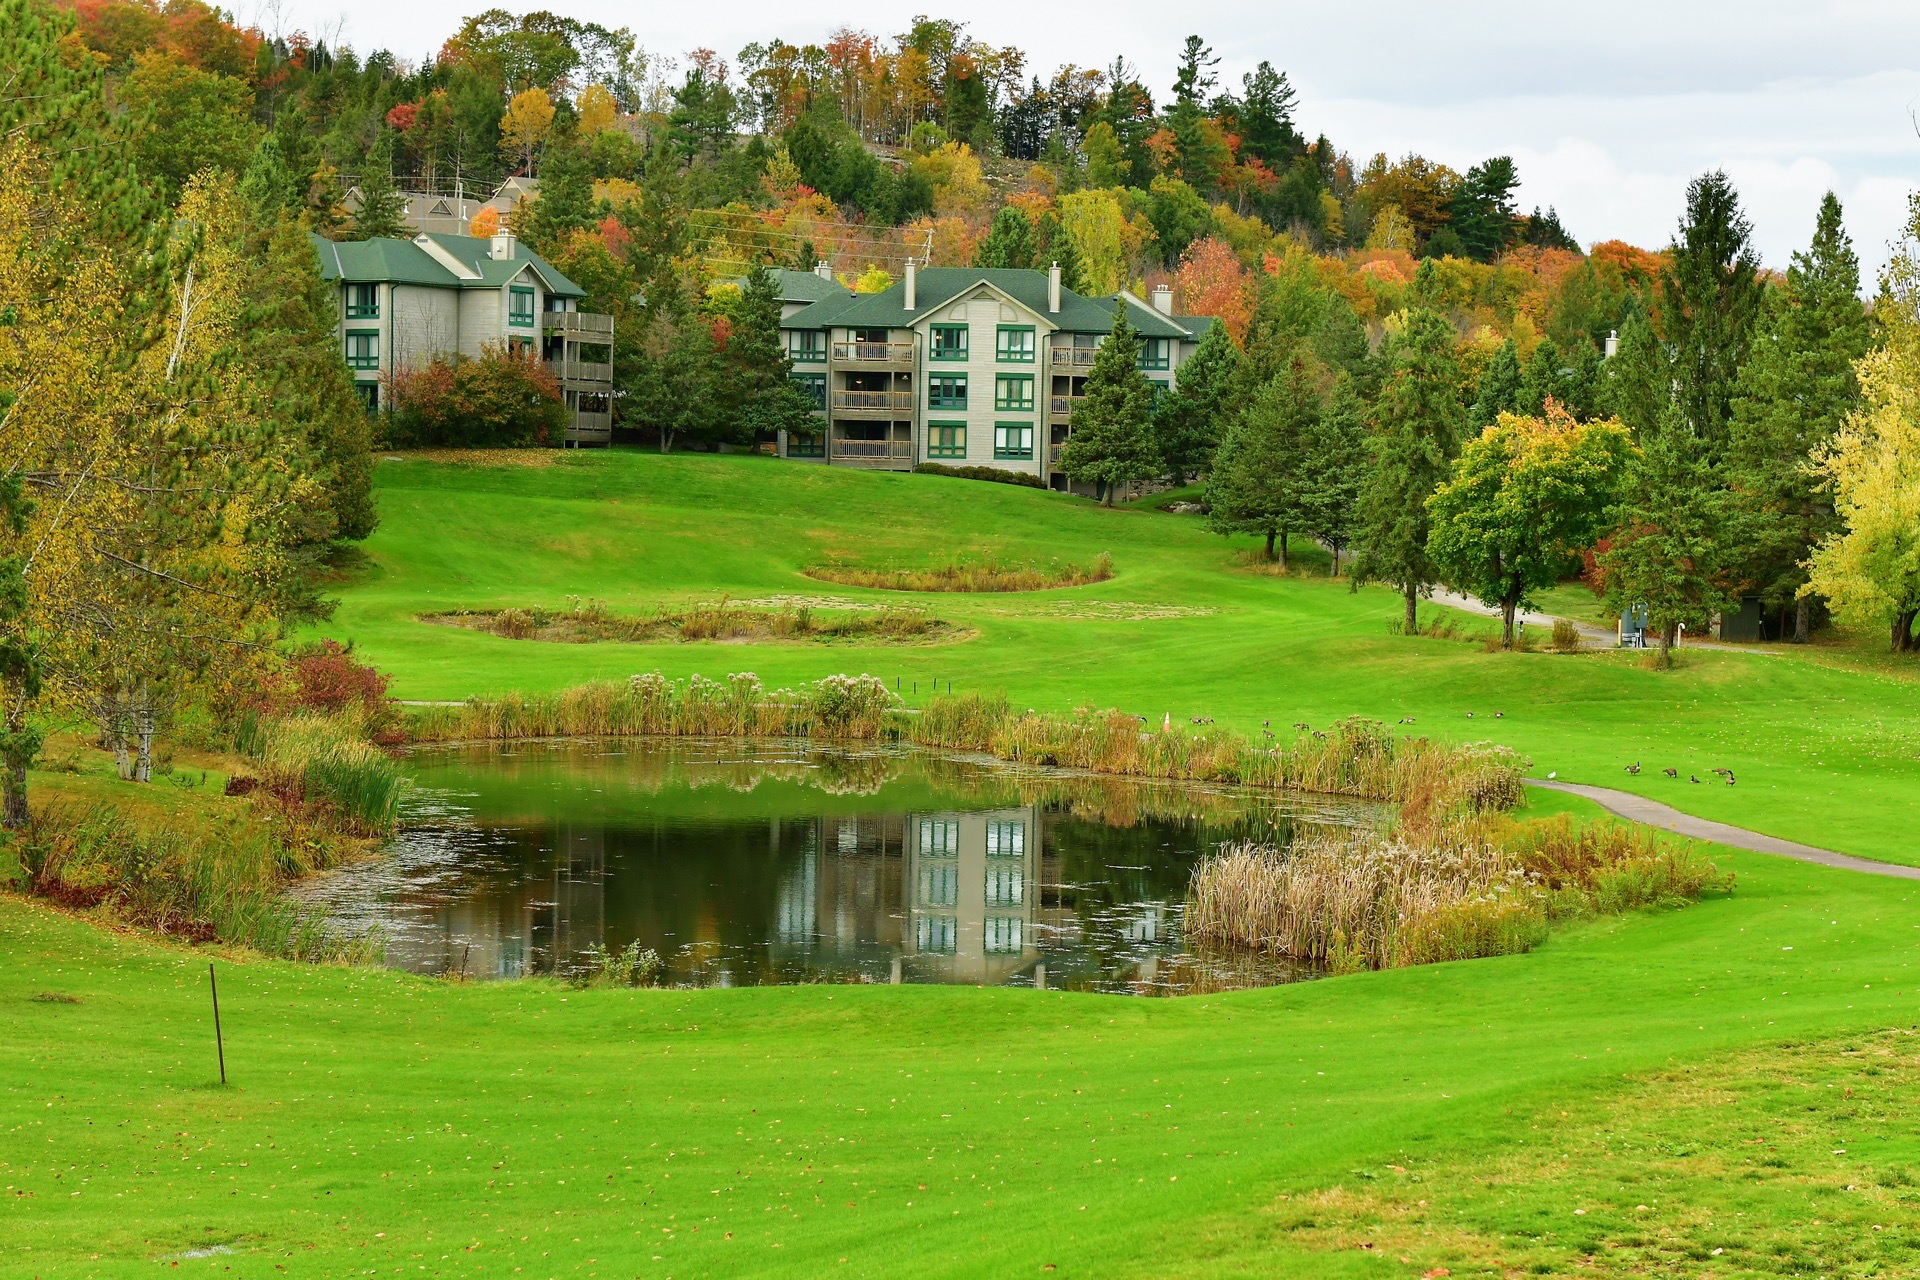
[778,267,1191,339]
[746,268,852,305]
[307,231,587,299]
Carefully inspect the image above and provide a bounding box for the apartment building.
[775,263,1211,489]
[310,228,615,446]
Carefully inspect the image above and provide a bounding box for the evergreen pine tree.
[1351,307,1465,631]
[1205,356,1319,564]
[1302,374,1370,575]
[1037,211,1085,293]
[1470,338,1523,427]
[351,135,411,241]
[1517,338,1563,416]
[239,135,300,220]
[973,207,1036,270]
[0,472,43,828]
[1151,319,1240,480]
[1727,191,1872,640]
[1660,170,1765,452]
[1059,308,1158,504]
[521,134,596,256]
[1599,303,1669,437]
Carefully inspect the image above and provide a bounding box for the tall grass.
[238,711,409,836]
[9,804,380,963]
[1186,816,1731,973]
[407,671,899,743]
[805,551,1113,593]
[426,598,946,645]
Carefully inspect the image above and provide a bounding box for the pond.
[293,738,1384,995]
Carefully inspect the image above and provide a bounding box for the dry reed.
[426,597,947,645]
[804,551,1113,593]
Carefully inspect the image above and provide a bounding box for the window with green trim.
[994,374,1034,411]
[993,422,1033,459]
[790,373,826,409]
[928,375,967,409]
[995,325,1034,362]
[1149,379,1170,407]
[789,330,825,362]
[509,286,536,327]
[927,422,967,458]
[345,283,379,319]
[929,324,968,361]
[1137,337,1171,371]
[354,380,379,413]
[788,431,825,458]
[345,329,379,369]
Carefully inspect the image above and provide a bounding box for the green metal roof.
[308,231,586,299]
[747,268,852,305]
[778,267,1192,339]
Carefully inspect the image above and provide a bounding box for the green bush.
[913,463,1047,488]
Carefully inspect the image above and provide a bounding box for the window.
[788,432,824,458]
[1149,379,1170,407]
[994,374,1034,412]
[927,375,967,409]
[344,329,379,369]
[790,373,826,410]
[985,866,1024,908]
[927,422,967,459]
[996,325,1035,363]
[984,917,1025,954]
[509,286,535,327]
[918,864,959,908]
[987,821,1026,857]
[345,282,379,319]
[993,423,1033,460]
[354,381,379,413]
[1138,337,1171,371]
[930,324,968,361]
[789,330,825,362]
[915,913,957,954]
[919,819,960,856]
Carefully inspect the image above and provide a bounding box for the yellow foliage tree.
[1059,189,1129,294]
[499,87,555,173]
[576,83,618,136]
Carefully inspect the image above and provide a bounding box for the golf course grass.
[331,449,1920,867]
[8,447,1920,1277]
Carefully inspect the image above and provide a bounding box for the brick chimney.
[904,259,916,310]
[1150,284,1174,316]
[1047,261,1061,313]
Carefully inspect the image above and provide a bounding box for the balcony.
[542,311,615,339]
[831,389,915,416]
[566,409,613,446]
[833,340,914,368]
[1048,394,1084,421]
[549,358,613,386]
[831,439,914,468]
[1048,444,1066,465]
[1050,346,1098,370]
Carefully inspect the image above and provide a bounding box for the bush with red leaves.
[251,641,405,746]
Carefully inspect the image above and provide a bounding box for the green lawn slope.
[328,450,1920,866]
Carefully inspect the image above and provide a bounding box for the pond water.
[293,738,1383,995]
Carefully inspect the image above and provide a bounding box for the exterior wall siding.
[389,285,460,373]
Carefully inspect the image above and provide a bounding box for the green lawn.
[327,449,1920,867]
[7,789,1920,1277]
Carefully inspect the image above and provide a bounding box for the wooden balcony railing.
[831,389,915,413]
[542,311,615,337]
[1048,394,1084,419]
[567,409,613,443]
[549,358,613,384]
[1050,346,1099,369]
[833,341,915,364]
[832,439,914,462]
[1048,444,1066,464]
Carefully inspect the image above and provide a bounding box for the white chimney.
[904,259,917,310]
[815,259,832,281]
[1604,329,1619,359]
[489,231,516,261]
[1048,261,1061,314]
[1150,284,1174,316]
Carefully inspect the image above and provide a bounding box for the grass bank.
[321,450,1920,867]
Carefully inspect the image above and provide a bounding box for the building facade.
[310,228,615,446]
[775,263,1212,489]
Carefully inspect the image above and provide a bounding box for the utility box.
[1618,603,1649,648]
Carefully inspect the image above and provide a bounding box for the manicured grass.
[5,826,1919,1277]
[326,449,1920,866]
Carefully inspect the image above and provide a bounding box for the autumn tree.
[1352,308,1465,630]
[1059,308,1158,503]
[501,86,557,174]
[1728,192,1873,641]
[1428,408,1632,647]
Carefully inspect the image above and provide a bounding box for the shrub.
[383,343,569,448]
[913,462,1047,488]
[805,552,1113,593]
[281,640,403,746]
[1551,618,1581,652]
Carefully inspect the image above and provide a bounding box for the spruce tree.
[351,136,411,241]
[973,207,1036,270]
[1037,211,1085,293]
[1151,319,1240,480]
[1302,375,1370,575]
[1059,308,1158,504]
[1351,308,1465,631]
[1661,170,1764,451]
[1205,356,1318,564]
[1517,338,1564,415]
[1727,192,1872,640]
[1600,303,1669,437]
[1469,338,1523,427]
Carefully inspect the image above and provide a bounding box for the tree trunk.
[1263,528,1276,561]
[659,430,674,455]
[1,704,31,829]
[1655,621,1678,669]
[1404,584,1418,635]
[1794,596,1811,645]
[1501,595,1518,649]
[133,682,155,784]
[1278,529,1289,570]
[1895,608,1919,654]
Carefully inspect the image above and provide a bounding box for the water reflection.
[293,738,1380,995]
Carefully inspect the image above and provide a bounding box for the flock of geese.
[1625,761,1736,786]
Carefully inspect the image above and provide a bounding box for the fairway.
[330,450,1920,867]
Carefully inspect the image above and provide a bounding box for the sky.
[258,0,1920,279]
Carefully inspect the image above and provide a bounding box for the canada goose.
[1626,763,1641,775]
[1689,774,1701,784]
[1494,711,1504,718]
[1725,771,1737,786]
[1465,711,1474,718]
[1662,767,1678,778]
[1710,768,1730,777]
[1293,721,1311,731]
[1400,716,1415,724]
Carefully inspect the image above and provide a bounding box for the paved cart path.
[1528,779,1920,881]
